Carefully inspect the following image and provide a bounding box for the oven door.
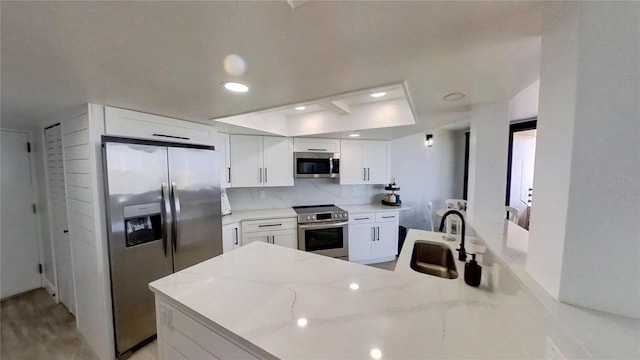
[298,221,348,258]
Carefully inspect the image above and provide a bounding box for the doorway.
[505,119,537,229]
[1,130,42,299]
[44,124,75,313]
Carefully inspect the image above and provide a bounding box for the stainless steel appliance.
[294,205,348,259]
[102,136,223,358]
[294,152,340,178]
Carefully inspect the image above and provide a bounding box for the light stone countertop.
[338,203,411,213]
[221,204,409,226]
[149,229,592,359]
[221,208,296,225]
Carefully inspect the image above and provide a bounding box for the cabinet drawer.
[242,217,297,232]
[349,213,375,224]
[105,107,214,145]
[376,212,399,223]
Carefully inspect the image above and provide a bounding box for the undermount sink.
[410,240,458,279]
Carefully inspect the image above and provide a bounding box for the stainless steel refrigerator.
[102,136,223,358]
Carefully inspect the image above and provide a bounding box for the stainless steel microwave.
[294,152,340,178]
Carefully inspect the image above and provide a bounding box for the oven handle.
[298,221,348,229]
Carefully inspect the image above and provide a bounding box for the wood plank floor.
[1,288,157,360]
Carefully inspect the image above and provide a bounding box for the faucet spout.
[438,209,467,261]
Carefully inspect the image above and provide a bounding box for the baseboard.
[44,278,58,301]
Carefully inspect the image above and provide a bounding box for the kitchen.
[1,2,639,360]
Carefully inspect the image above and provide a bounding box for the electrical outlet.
[546,337,567,360]
[258,190,266,199]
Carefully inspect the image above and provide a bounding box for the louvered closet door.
[45,124,75,314]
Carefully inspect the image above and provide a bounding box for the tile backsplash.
[227,178,384,210]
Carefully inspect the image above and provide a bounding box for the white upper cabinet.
[293,138,341,153]
[213,133,231,188]
[104,106,215,146]
[339,140,389,185]
[229,135,293,187]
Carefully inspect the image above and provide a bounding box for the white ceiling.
[1,1,548,138]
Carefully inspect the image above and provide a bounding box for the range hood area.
[211,82,417,138]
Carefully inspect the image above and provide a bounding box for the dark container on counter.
[464,254,482,287]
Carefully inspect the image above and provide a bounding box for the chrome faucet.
[438,209,467,261]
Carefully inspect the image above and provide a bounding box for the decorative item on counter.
[382,179,401,206]
[464,253,482,287]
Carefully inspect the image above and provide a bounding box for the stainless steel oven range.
[293,205,348,259]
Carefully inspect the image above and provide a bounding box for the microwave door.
[103,141,174,356]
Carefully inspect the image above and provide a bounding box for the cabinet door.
[214,133,231,188]
[374,222,398,258]
[230,135,263,187]
[242,230,271,246]
[271,229,297,249]
[293,138,340,152]
[364,141,389,184]
[222,223,240,253]
[348,223,374,261]
[262,137,293,187]
[339,140,365,185]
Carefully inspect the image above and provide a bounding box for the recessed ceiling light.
[349,133,360,137]
[370,92,386,98]
[443,92,467,101]
[223,82,249,93]
[295,106,306,111]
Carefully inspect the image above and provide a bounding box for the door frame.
[505,118,537,208]
[0,128,45,295]
[41,122,63,302]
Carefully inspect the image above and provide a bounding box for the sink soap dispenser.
[464,254,482,287]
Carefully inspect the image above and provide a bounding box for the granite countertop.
[149,229,589,359]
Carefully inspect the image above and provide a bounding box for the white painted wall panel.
[62,109,111,360]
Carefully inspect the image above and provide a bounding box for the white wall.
[466,101,510,224]
[509,80,540,121]
[558,3,640,318]
[526,2,579,300]
[227,179,381,211]
[61,105,113,360]
[529,2,640,318]
[389,129,459,230]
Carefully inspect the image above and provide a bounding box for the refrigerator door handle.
[171,181,181,253]
[160,183,171,256]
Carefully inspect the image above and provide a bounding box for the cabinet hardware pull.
[264,167,268,183]
[377,226,380,241]
[259,223,282,227]
[307,148,327,151]
[234,228,239,245]
[259,168,263,183]
[355,217,369,220]
[63,230,69,233]
[152,133,190,140]
[381,216,394,218]
[372,227,376,242]
[363,168,366,181]
[228,167,231,184]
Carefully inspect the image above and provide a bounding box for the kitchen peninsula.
[148,229,588,359]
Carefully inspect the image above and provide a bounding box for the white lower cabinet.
[348,212,399,264]
[241,218,297,249]
[222,222,241,253]
[156,298,260,360]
